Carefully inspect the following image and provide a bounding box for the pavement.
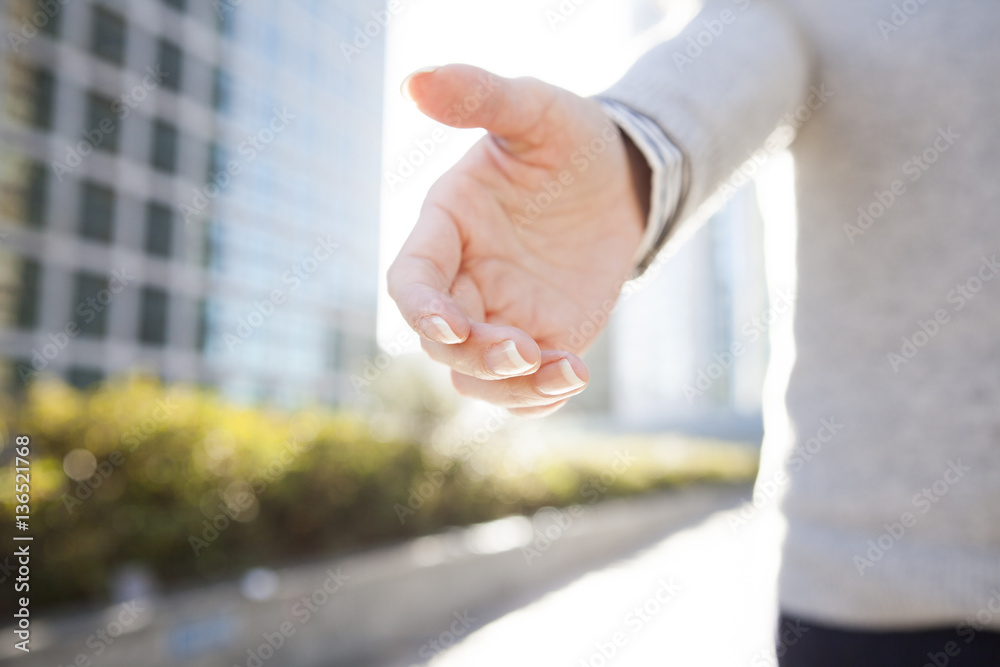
[0,483,768,667]
[423,497,785,667]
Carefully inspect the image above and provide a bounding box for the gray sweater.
[603,0,1000,630]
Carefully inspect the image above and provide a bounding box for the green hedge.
[0,377,755,612]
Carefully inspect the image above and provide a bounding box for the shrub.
[0,376,755,612]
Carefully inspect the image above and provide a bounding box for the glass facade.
[0,0,386,405]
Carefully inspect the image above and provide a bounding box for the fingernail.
[400,66,439,102]
[486,340,534,377]
[536,359,586,396]
[418,315,462,344]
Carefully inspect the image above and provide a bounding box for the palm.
[424,101,642,353]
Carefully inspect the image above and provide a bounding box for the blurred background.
[0,0,798,664]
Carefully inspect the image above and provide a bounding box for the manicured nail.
[536,359,586,396]
[400,66,439,102]
[418,315,462,344]
[486,340,534,376]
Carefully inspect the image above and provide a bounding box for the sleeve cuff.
[596,98,685,280]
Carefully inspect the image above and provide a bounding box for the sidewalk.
[0,485,751,667]
[424,501,784,666]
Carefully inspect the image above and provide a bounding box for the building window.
[2,162,49,227]
[157,39,182,91]
[212,67,231,113]
[73,272,110,337]
[201,220,222,269]
[91,6,126,64]
[3,65,54,129]
[139,286,168,345]
[326,329,342,372]
[25,162,48,226]
[206,142,226,182]
[85,92,120,153]
[15,258,41,330]
[216,4,236,36]
[78,181,114,241]
[196,299,209,352]
[32,68,55,129]
[11,357,35,390]
[151,120,178,172]
[23,0,63,36]
[145,202,173,257]
[67,367,104,389]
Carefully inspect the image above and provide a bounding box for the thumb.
[401,64,557,152]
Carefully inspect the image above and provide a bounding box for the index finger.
[386,202,471,345]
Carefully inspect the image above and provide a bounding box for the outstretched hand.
[387,64,648,416]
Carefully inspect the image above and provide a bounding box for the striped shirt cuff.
[596,98,684,280]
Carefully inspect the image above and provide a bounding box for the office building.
[0,0,386,405]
